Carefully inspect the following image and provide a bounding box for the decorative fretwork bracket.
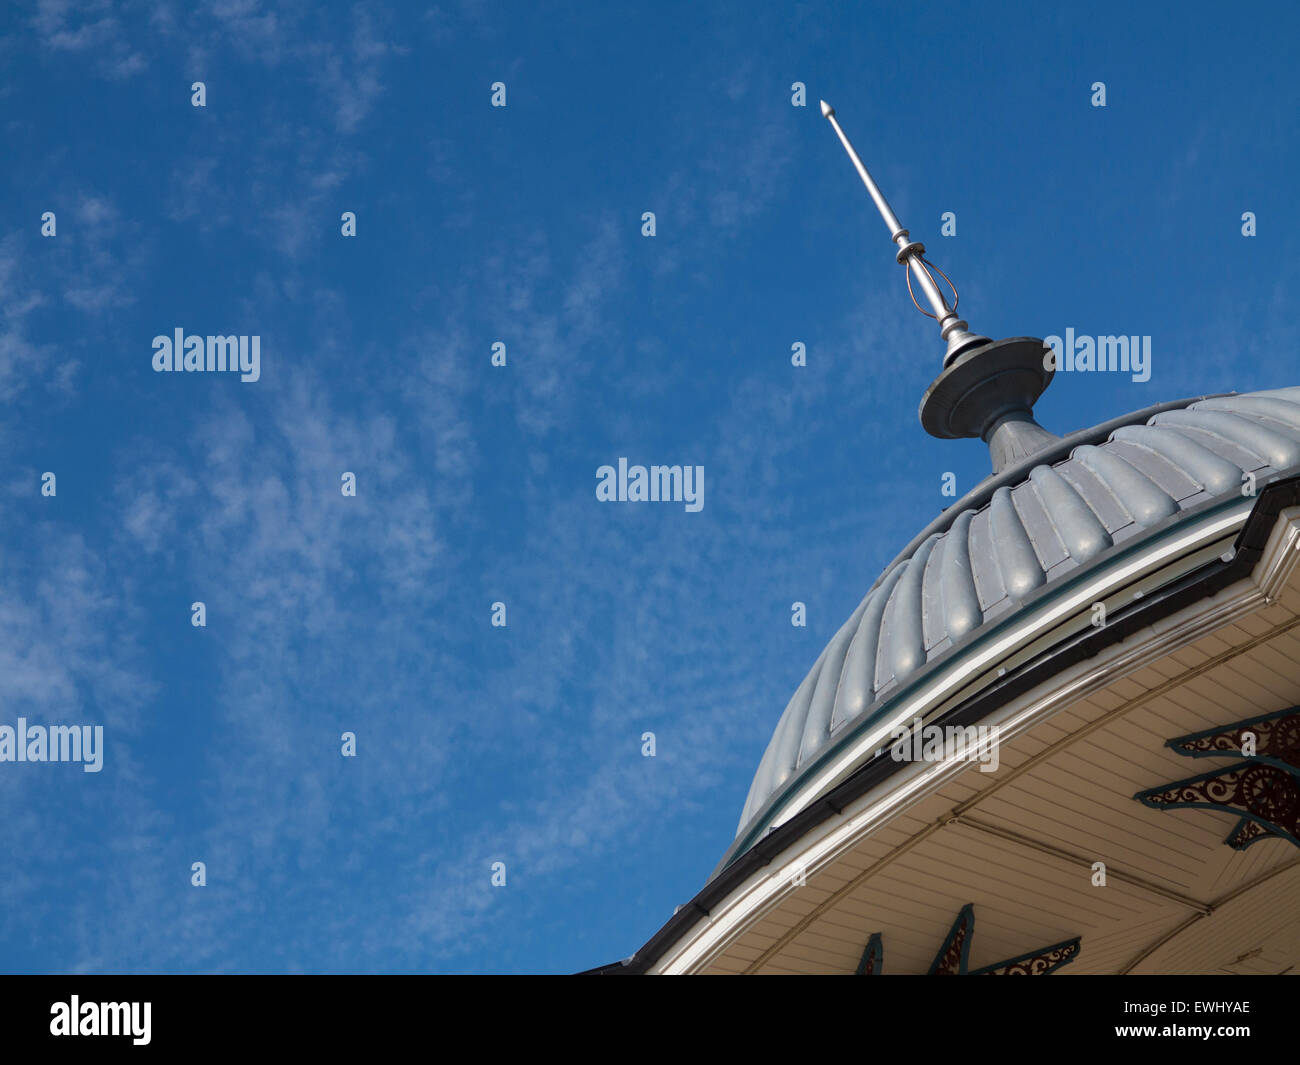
[856,904,1080,975]
[1167,708,1300,773]
[1136,707,1300,850]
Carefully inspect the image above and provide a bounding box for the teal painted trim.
[928,904,975,975]
[967,937,1081,975]
[1225,816,1279,850]
[1167,706,1300,774]
[1135,762,1300,849]
[855,932,882,975]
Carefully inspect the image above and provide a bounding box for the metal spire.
[820,100,989,366]
[819,98,1059,474]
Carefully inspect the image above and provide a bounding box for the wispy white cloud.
[31,0,145,78]
[2,1,1025,976]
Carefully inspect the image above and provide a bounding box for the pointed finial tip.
[820,99,834,118]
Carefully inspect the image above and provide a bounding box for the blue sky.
[0,0,1295,974]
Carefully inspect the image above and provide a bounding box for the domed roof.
[735,386,1300,848]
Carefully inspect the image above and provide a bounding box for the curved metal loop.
[904,254,960,320]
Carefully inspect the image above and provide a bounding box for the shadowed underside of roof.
[737,386,1300,839]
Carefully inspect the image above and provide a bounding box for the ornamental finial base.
[919,337,1060,473]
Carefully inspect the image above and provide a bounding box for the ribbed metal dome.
[737,385,1300,837]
